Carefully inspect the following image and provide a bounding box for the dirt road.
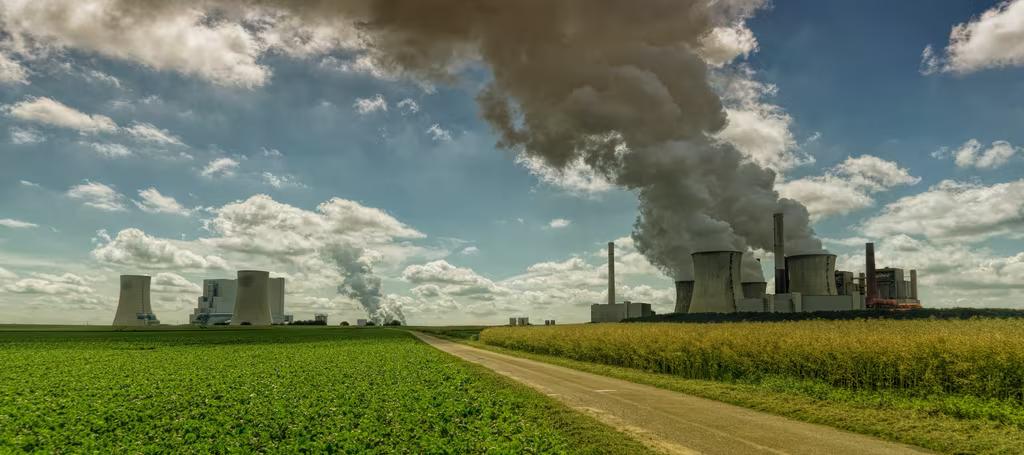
[413,332,930,455]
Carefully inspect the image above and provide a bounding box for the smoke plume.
[14,0,826,282]
[325,243,406,325]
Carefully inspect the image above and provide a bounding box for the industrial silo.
[786,254,838,296]
[741,281,767,299]
[112,275,157,326]
[232,270,272,326]
[674,280,694,314]
[689,251,743,313]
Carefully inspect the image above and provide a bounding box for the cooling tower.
[674,280,694,314]
[689,251,743,313]
[741,282,768,299]
[268,277,285,324]
[786,254,838,296]
[232,270,272,326]
[112,275,155,326]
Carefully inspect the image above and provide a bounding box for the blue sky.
[1,0,1023,325]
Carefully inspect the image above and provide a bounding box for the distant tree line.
[624,308,1024,324]
[290,319,327,326]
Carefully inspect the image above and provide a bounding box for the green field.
[0,328,652,454]
[479,320,1024,454]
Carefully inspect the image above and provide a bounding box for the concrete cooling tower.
[787,254,838,296]
[741,282,768,299]
[232,270,272,326]
[689,251,743,313]
[112,275,158,326]
[674,280,694,314]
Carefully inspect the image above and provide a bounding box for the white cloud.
[353,94,388,114]
[547,218,571,229]
[261,172,306,189]
[516,154,614,196]
[125,122,183,145]
[66,181,128,212]
[699,23,759,67]
[403,260,505,301]
[3,272,94,295]
[426,123,452,142]
[320,54,395,80]
[201,157,240,177]
[134,188,192,216]
[19,180,39,187]
[922,0,1024,74]
[0,0,271,87]
[861,179,1024,243]
[777,155,920,221]
[0,266,16,280]
[397,98,420,115]
[714,71,813,174]
[936,139,1020,170]
[0,51,28,84]
[9,127,44,144]
[151,272,201,294]
[262,147,283,158]
[83,69,120,87]
[4,97,117,134]
[85,142,132,158]
[460,246,479,255]
[0,218,38,229]
[92,228,229,270]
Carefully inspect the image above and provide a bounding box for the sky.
[1,0,1023,325]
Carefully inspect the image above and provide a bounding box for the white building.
[189,279,237,325]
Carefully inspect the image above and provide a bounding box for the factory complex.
[593,213,922,323]
[112,270,292,326]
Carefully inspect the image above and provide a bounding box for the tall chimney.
[608,241,615,305]
[773,213,787,294]
[865,243,879,305]
[910,269,918,300]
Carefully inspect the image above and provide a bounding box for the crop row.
[480,319,1024,400]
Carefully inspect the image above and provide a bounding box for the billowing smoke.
[324,244,406,325]
[303,0,825,280]
[20,0,826,282]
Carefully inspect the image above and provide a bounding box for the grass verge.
[467,340,1024,454]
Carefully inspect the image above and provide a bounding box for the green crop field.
[0,328,652,454]
[479,320,1024,453]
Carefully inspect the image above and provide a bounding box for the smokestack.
[865,243,879,304]
[608,242,615,305]
[910,269,918,300]
[773,213,787,294]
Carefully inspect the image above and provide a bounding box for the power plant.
[669,213,922,315]
[112,275,160,326]
[190,273,291,325]
[112,270,291,327]
[592,213,923,322]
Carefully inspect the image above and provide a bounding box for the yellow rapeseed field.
[480,320,1024,400]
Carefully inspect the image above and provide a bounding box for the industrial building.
[189,272,291,325]
[672,213,922,314]
[112,275,160,326]
[591,242,655,322]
